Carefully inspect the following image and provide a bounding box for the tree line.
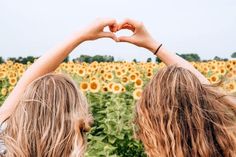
[138,53,231,63]
[0,55,114,64]
[0,52,235,64]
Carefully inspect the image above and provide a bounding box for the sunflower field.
[0,60,236,156]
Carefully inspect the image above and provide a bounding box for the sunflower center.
[90,82,98,89]
[82,83,88,89]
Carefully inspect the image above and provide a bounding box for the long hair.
[135,65,236,157]
[1,73,93,157]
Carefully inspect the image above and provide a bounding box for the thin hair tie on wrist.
[154,44,163,55]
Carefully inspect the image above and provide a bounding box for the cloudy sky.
[0,0,235,61]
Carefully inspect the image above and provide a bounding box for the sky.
[0,0,235,61]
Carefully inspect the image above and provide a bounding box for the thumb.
[100,32,118,42]
[118,36,134,43]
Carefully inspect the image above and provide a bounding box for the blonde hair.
[1,73,93,157]
[135,65,236,157]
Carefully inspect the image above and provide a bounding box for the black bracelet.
[154,44,163,55]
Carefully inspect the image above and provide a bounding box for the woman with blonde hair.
[116,19,236,157]
[0,18,119,157]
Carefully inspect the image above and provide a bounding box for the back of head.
[2,73,92,157]
[135,65,236,157]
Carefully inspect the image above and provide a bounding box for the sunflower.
[121,87,126,93]
[86,68,93,75]
[231,60,236,66]
[77,68,86,77]
[210,65,217,71]
[226,63,232,71]
[109,65,114,70]
[121,68,128,75]
[9,77,17,86]
[129,73,137,82]
[101,85,109,93]
[1,88,7,96]
[226,82,236,93]
[89,80,100,93]
[108,82,114,92]
[99,69,106,74]
[69,68,75,74]
[60,62,66,68]
[121,76,129,85]
[135,78,143,88]
[0,71,6,79]
[8,86,14,93]
[202,67,209,74]
[112,83,123,94]
[64,64,69,71]
[80,82,89,92]
[69,63,75,69]
[8,72,17,78]
[18,68,25,76]
[133,89,143,100]
[209,74,220,84]
[146,71,153,79]
[147,68,153,73]
[105,72,114,81]
[219,68,226,75]
[115,70,123,78]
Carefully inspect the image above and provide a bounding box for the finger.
[102,18,117,27]
[109,23,118,32]
[119,24,135,32]
[118,18,140,30]
[100,32,119,42]
[117,36,134,43]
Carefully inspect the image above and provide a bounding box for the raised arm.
[116,19,209,84]
[0,18,118,124]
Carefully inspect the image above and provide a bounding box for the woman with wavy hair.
[0,18,119,157]
[116,19,236,157]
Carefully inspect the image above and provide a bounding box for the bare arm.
[149,42,209,84]
[116,19,209,84]
[0,18,118,124]
[0,35,82,124]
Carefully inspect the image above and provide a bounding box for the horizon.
[1,52,234,63]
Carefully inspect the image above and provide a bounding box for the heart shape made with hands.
[100,19,150,48]
[107,22,136,40]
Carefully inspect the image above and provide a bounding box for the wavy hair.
[135,65,236,157]
[1,73,93,157]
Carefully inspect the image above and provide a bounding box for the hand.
[117,19,160,53]
[79,18,119,42]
